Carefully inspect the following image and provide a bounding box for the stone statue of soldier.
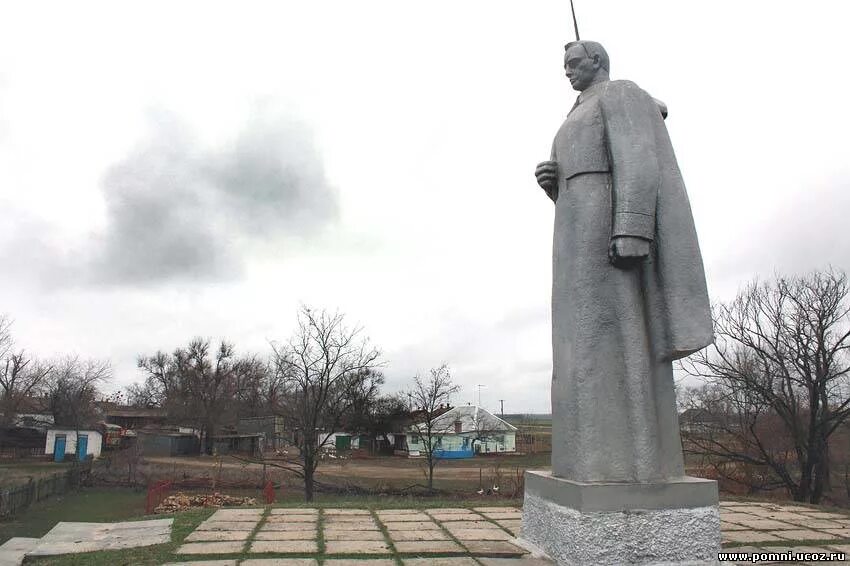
[520,40,720,565]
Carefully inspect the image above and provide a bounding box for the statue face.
[564,45,600,92]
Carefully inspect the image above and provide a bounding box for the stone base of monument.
[521,471,720,566]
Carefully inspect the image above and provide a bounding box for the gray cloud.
[383,306,553,412]
[708,177,850,298]
[90,108,338,285]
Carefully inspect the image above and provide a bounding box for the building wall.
[406,431,516,457]
[238,416,288,450]
[44,430,103,458]
[138,433,199,456]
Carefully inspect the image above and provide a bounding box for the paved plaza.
[168,506,535,564]
[5,503,850,564]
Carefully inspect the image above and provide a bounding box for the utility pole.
[499,399,505,416]
[476,384,486,407]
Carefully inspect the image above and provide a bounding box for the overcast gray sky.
[1,1,848,413]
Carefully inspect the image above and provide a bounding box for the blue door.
[77,435,88,461]
[54,435,66,462]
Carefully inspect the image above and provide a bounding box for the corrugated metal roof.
[409,405,517,433]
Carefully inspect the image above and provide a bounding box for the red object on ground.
[263,480,275,504]
[145,480,173,514]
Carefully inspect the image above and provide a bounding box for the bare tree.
[0,316,52,431]
[47,356,111,460]
[343,392,408,454]
[408,364,460,490]
[681,269,850,503]
[270,306,383,501]
[136,339,257,453]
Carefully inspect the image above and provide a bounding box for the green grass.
[0,488,148,544]
[0,462,71,488]
[11,494,522,564]
[2,484,522,564]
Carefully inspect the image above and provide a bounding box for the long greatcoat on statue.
[547,79,713,483]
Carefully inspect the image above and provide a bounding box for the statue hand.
[535,160,559,193]
[608,236,650,269]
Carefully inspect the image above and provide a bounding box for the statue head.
[563,40,610,92]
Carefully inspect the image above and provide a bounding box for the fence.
[0,461,92,518]
[145,480,173,514]
[516,433,552,454]
[0,447,45,460]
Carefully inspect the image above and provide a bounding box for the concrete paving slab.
[324,530,385,541]
[496,520,521,529]
[175,541,245,554]
[429,513,484,522]
[254,530,317,541]
[261,522,317,531]
[323,522,380,531]
[28,519,173,556]
[761,545,831,554]
[382,521,440,531]
[270,508,319,515]
[323,508,371,515]
[820,528,850,538]
[240,559,318,565]
[733,518,798,530]
[387,529,450,541]
[324,540,392,554]
[758,511,815,521]
[722,530,784,543]
[827,544,850,553]
[162,561,239,566]
[720,521,748,531]
[185,530,252,542]
[324,560,397,566]
[785,518,846,529]
[478,512,522,520]
[324,515,375,523]
[721,512,760,524]
[102,535,170,551]
[393,540,464,553]
[802,512,849,519]
[266,514,317,523]
[462,540,528,557]
[728,506,774,514]
[472,507,520,513]
[110,518,174,529]
[478,558,555,566]
[197,520,258,531]
[0,537,40,566]
[773,529,838,543]
[374,513,429,522]
[209,509,264,520]
[249,540,319,553]
[403,558,479,566]
[375,509,419,514]
[424,508,475,514]
[447,528,513,541]
[771,529,845,540]
[442,520,502,529]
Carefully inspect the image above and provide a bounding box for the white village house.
[406,405,517,459]
[44,429,102,461]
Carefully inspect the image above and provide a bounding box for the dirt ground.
[140,452,550,495]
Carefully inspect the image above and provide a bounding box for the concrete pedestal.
[521,471,720,566]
